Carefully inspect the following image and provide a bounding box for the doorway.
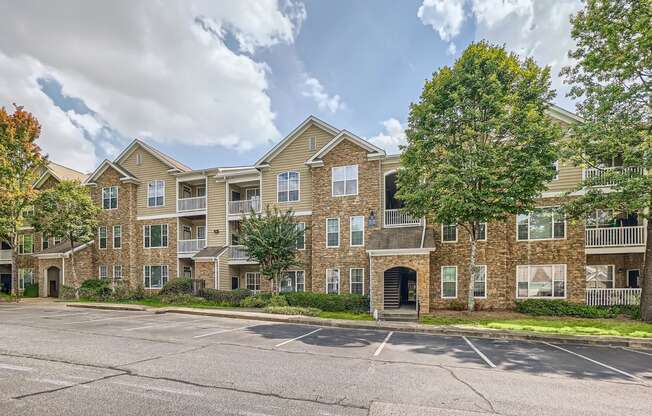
[384,267,417,309]
[0,273,11,293]
[47,266,61,297]
[627,269,640,289]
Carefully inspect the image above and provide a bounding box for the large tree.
[239,206,305,293]
[0,105,47,298]
[398,42,561,310]
[561,0,652,320]
[32,180,100,285]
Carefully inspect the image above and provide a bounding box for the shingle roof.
[36,240,92,255]
[367,226,435,250]
[193,246,227,259]
[47,161,88,182]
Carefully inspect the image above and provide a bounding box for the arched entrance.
[47,266,61,298]
[384,267,417,309]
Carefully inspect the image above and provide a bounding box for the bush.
[514,299,641,319]
[159,278,193,296]
[240,295,269,308]
[263,306,321,316]
[23,283,39,298]
[60,284,77,300]
[160,293,201,305]
[447,300,467,311]
[79,278,112,300]
[283,292,369,312]
[268,294,289,307]
[198,288,252,306]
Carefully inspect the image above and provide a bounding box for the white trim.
[101,186,119,210]
[473,265,487,299]
[441,224,458,243]
[516,264,567,299]
[306,130,385,166]
[331,165,359,197]
[516,206,567,241]
[98,264,108,280]
[114,139,190,172]
[586,264,616,289]
[295,222,306,250]
[626,269,641,288]
[84,159,138,185]
[326,217,340,248]
[143,224,169,249]
[245,271,261,292]
[545,104,583,124]
[477,223,487,242]
[98,226,108,250]
[349,216,365,247]
[326,268,340,294]
[33,241,95,259]
[586,246,646,254]
[113,264,123,281]
[441,266,458,299]
[349,268,364,295]
[112,225,122,249]
[147,180,166,208]
[366,248,435,256]
[143,264,169,289]
[136,213,179,221]
[276,171,300,203]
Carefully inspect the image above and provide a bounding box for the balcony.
[384,209,422,227]
[586,288,641,306]
[228,245,258,264]
[0,250,11,263]
[585,226,645,248]
[583,166,643,186]
[177,196,206,213]
[228,198,261,215]
[178,239,206,253]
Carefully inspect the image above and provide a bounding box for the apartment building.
[6,105,645,315]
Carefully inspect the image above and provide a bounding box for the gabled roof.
[114,139,192,172]
[193,246,228,260]
[255,115,340,167]
[305,130,385,166]
[34,162,87,188]
[83,159,139,185]
[33,240,94,258]
[546,103,583,124]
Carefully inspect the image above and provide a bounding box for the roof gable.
[83,159,138,185]
[115,139,191,172]
[305,130,385,166]
[34,162,87,189]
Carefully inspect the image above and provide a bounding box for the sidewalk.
[67,302,652,349]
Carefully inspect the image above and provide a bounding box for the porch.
[227,180,261,217]
[177,177,207,213]
[585,288,641,306]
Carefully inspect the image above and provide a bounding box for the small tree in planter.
[240,206,305,293]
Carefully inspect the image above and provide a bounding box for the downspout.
[215,257,219,290]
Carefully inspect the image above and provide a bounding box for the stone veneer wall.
[369,254,430,314]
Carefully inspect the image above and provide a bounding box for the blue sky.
[0,0,581,173]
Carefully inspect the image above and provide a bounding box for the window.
[245,188,259,200]
[183,266,192,278]
[295,222,305,250]
[113,265,123,280]
[53,236,62,246]
[277,171,299,202]
[22,206,34,218]
[326,218,340,248]
[99,265,108,280]
[113,225,122,249]
[42,234,49,250]
[350,268,364,294]
[197,226,206,240]
[441,266,457,298]
[98,226,108,249]
[477,223,487,241]
[147,180,165,207]
[18,269,33,290]
[326,268,340,294]
[473,265,487,298]
[517,207,565,240]
[517,265,566,298]
[18,234,33,254]
[350,216,364,247]
[144,224,168,248]
[281,270,305,292]
[144,265,168,289]
[102,186,118,209]
[196,186,206,197]
[135,152,142,165]
[182,225,192,240]
[308,136,316,151]
[442,224,457,242]
[332,165,358,196]
[552,161,559,180]
[586,265,615,289]
[246,272,261,292]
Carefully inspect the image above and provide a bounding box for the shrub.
[268,294,289,307]
[60,284,77,300]
[132,283,145,300]
[240,295,269,308]
[447,300,467,311]
[160,293,201,305]
[79,278,112,300]
[283,292,369,312]
[159,278,193,296]
[23,283,39,298]
[513,299,639,319]
[263,306,321,316]
[198,288,252,306]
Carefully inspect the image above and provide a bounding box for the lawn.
[0,292,14,302]
[420,314,652,338]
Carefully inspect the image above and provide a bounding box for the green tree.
[32,180,100,285]
[0,105,47,298]
[239,206,305,293]
[398,42,562,310]
[561,0,652,320]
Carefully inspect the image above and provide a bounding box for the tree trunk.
[69,236,78,299]
[11,244,19,302]
[641,219,652,321]
[467,224,477,312]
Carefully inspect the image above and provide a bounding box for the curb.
[67,303,652,350]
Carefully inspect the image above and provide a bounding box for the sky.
[0,0,583,173]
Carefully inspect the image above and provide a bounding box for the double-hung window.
[332,165,358,196]
[442,224,457,242]
[113,225,122,249]
[144,224,168,248]
[18,269,33,290]
[326,218,340,248]
[477,223,487,241]
[586,265,615,289]
[102,186,118,209]
[350,216,364,247]
[441,266,457,298]
[98,265,108,280]
[350,268,364,294]
[326,268,340,294]
[113,265,123,280]
[517,265,566,298]
[42,235,49,250]
[277,171,299,202]
[517,207,565,240]
[295,222,305,250]
[473,265,487,298]
[144,265,168,289]
[281,270,305,293]
[147,180,165,207]
[246,272,261,292]
[18,234,33,254]
[98,226,107,249]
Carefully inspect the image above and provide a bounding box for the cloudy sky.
[0,0,582,173]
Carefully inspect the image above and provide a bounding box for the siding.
[206,179,227,247]
[546,162,583,193]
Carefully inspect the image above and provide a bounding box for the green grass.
[421,315,652,338]
[317,311,374,321]
[0,292,14,302]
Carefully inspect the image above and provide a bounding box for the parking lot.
[1,302,651,415]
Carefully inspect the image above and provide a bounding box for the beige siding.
[547,162,583,192]
[120,145,178,216]
[207,179,227,246]
[261,125,336,212]
[217,259,231,290]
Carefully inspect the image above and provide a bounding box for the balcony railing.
[585,226,645,247]
[177,196,206,212]
[384,209,422,227]
[228,198,261,215]
[0,250,11,262]
[583,166,643,186]
[586,288,641,306]
[229,245,259,263]
[178,239,206,253]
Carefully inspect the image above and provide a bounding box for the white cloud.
[417,0,466,41]
[368,118,406,155]
[447,42,457,55]
[470,0,533,28]
[302,76,345,113]
[0,0,306,165]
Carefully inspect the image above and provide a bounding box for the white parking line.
[63,314,153,324]
[193,325,252,339]
[275,328,322,347]
[40,312,90,319]
[463,336,496,368]
[111,381,203,397]
[124,319,205,332]
[0,363,34,372]
[543,342,645,382]
[373,331,394,357]
[621,347,652,357]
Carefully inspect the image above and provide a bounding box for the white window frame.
[295,222,305,250]
[586,264,615,289]
[517,207,566,241]
[197,225,206,240]
[135,152,142,165]
[331,165,358,197]
[18,234,33,254]
[552,160,559,181]
[281,270,305,293]
[349,268,364,294]
[308,136,317,151]
[147,180,165,207]
[98,226,108,250]
[144,265,168,289]
[441,224,458,243]
[42,234,49,251]
[473,265,487,299]
[113,264,123,281]
[53,236,62,246]
[516,264,567,299]
[183,265,193,278]
[113,225,122,249]
[182,225,192,240]
[350,216,365,247]
[441,266,458,299]
[326,268,340,294]
[245,272,261,293]
[477,223,487,241]
[144,224,169,248]
[98,265,108,280]
[277,171,300,203]
[18,268,33,290]
[101,186,118,210]
[326,218,340,248]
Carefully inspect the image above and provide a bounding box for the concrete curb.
[67,303,652,350]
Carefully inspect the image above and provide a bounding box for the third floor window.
[332,165,358,196]
[277,171,299,202]
[102,186,118,209]
[147,180,165,207]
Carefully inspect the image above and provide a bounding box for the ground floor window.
[517,265,566,298]
[18,268,33,290]
[441,266,457,298]
[586,265,614,289]
[350,268,364,294]
[326,268,340,294]
[113,265,122,280]
[99,265,108,280]
[183,266,192,278]
[473,265,487,298]
[246,272,261,292]
[144,265,168,289]
[281,270,304,292]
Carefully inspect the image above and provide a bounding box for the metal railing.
[384,209,422,227]
[583,166,643,186]
[177,196,206,212]
[228,198,261,214]
[177,239,206,253]
[229,245,257,262]
[585,226,645,247]
[586,288,641,306]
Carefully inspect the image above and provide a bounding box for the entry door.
[231,275,239,290]
[0,274,11,293]
[627,270,640,288]
[49,279,59,297]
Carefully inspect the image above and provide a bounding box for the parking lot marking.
[63,314,153,324]
[463,336,496,368]
[193,325,252,339]
[0,363,34,372]
[111,381,203,397]
[543,342,645,382]
[275,328,322,347]
[124,319,205,332]
[373,331,394,357]
[39,312,90,319]
[621,347,652,357]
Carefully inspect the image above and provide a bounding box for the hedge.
[283,292,369,312]
[515,299,640,319]
[198,288,252,306]
[263,306,321,316]
[159,278,193,296]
